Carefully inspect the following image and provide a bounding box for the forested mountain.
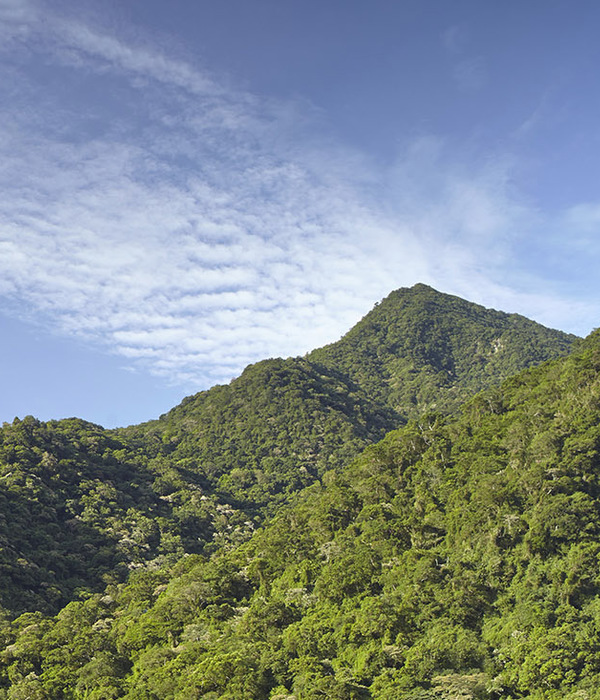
[3,325,598,698]
[309,284,576,417]
[122,283,576,509]
[121,357,397,512]
[0,360,394,618]
[0,285,587,698]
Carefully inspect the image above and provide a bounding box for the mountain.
[121,356,397,513]
[7,328,600,698]
[123,284,576,508]
[0,284,586,698]
[0,365,393,619]
[0,286,577,621]
[309,283,577,417]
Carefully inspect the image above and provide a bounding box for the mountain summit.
[309,283,577,417]
[0,285,578,620]
[130,285,576,513]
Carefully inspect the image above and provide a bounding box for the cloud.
[55,20,221,98]
[0,1,595,396]
[442,24,467,55]
[452,57,488,92]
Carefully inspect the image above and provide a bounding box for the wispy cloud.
[0,2,595,394]
[452,57,488,92]
[442,23,487,92]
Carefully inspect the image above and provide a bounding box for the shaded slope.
[308,283,578,417]
[122,357,397,512]
[0,359,395,618]
[0,417,236,616]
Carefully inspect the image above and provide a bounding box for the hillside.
[121,357,397,512]
[309,283,577,417]
[0,284,587,698]
[4,328,600,698]
[122,284,576,510]
[0,286,577,622]
[0,360,394,618]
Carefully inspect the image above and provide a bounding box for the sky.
[1,0,600,428]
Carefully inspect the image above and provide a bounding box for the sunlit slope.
[125,284,577,516]
[0,285,578,624]
[309,283,577,416]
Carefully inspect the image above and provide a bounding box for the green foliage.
[8,328,593,697]
[0,359,395,618]
[0,285,589,697]
[124,357,398,511]
[309,283,576,417]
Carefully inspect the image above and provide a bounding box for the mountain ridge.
[308,283,577,417]
[0,285,578,619]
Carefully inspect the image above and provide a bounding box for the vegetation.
[122,357,398,512]
[0,284,591,698]
[0,359,395,619]
[309,283,576,417]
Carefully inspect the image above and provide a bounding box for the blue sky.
[1,0,599,427]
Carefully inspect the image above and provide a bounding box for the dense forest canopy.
[309,284,576,416]
[0,284,594,699]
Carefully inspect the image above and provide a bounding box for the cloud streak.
[0,2,595,394]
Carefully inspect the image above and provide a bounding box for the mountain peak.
[309,284,577,417]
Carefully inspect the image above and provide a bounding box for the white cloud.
[0,1,595,396]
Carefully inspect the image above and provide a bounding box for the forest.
[1,284,597,699]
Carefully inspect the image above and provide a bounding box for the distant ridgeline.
[1,284,594,699]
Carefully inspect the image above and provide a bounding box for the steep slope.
[309,283,577,417]
[0,416,248,616]
[9,329,600,698]
[123,285,577,514]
